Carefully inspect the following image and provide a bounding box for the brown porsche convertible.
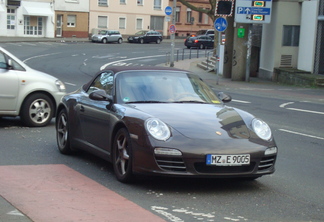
[56,66,277,183]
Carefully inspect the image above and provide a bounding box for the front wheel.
[156,39,161,44]
[199,44,204,49]
[112,128,133,183]
[139,38,144,44]
[56,109,73,154]
[118,38,123,44]
[20,93,54,127]
[102,38,108,44]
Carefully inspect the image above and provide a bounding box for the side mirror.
[217,92,232,103]
[89,89,113,102]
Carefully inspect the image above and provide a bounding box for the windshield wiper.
[125,100,167,104]
[172,100,207,104]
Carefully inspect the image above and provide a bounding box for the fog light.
[154,148,182,156]
[265,147,277,155]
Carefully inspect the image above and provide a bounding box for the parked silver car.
[0,47,66,127]
[91,30,123,44]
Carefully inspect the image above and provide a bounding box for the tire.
[187,46,191,49]
[199,44,204,49]
[112,128,133,183]
[56,109,73,154]
[139,38,144,44]
[156,38,161,44]
[20,93,54,127]
[102,38,108,44]
[118,38,123,44]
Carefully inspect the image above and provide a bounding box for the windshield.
[116,71,221,104]
[98,30,107,35]
[135,31,147,35]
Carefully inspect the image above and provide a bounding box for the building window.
[98,16,108,28]
[119,17,126,29]
[67,15,76,27]
[137,0,143,6]
[203,8,209,24]
[7,9,15,30]
[120,0,126,4]
[283,25,300,46]
[186,8,192,23]
[175,7,180,23]
[136,18,143,30]
[99,0,108,7]
[154,0,161,10]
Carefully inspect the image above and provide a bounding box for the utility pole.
[170,0,176,67]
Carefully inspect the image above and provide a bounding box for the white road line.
[279,102,294,108]
[64,82,76,86]
[232,99,251,104]
[23,52,61,63]
[279,129,324,140]
[286,107,324,115]
[100,54,165,70]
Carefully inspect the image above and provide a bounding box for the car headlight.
[145,118,171,141]
[55,80,66,92]
[252,118,272,141]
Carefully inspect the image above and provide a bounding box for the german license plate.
[206,154,250,166]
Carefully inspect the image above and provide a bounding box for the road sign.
[235,0,272,24]
[165,6,172,16]
[214,17,228,32]
[169,24,176,34]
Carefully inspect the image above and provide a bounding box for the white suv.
[0,47,66,127]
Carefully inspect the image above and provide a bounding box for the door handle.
[80,105,85,112]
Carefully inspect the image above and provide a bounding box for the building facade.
[0,0,54,38]
[167,0,213,37]
[54,0,89,38]
[89,0,169,37]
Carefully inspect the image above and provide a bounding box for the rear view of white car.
[0,47,66,127]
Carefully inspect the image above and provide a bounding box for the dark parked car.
[127,30,162,44]
[56,66,277,183]
[184,35,214,49]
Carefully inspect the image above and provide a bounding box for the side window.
[87,71,114,95]
[0,52,7,69]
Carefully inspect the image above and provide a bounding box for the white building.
[0,0,54,38]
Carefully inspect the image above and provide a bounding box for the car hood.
[124,103,251,140]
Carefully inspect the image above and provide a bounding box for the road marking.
[279,129,324,140]
[232,99,251,104]
[280,102,324,115]
[64,82,76,86]
[23,52,61,63]
[100,54,166,70]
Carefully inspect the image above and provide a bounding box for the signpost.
[169,24,176,34]
[214,17,228,84]
[235,0,272,24]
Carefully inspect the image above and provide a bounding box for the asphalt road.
[0,41,323,222]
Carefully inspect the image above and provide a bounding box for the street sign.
[235,0,272,24]
[214,17,228,32]
[165,6,172,16]
[236,7,270,15]
[169,24,176,34]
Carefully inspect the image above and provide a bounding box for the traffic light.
[215,0,234,17]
